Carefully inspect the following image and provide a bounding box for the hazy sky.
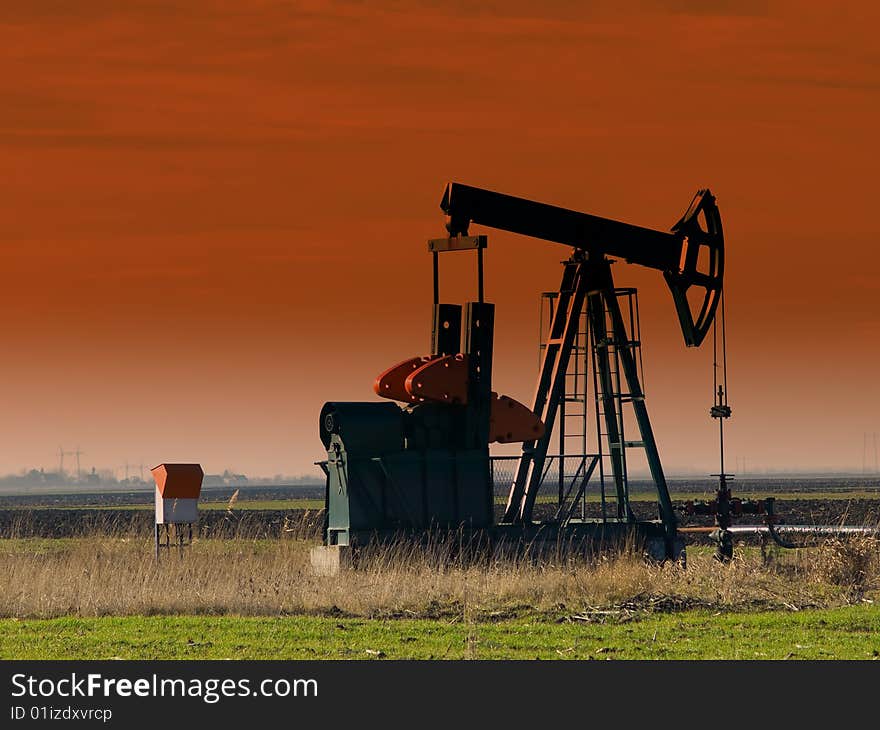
[1,1,878,477]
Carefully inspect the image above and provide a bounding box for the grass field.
[13,499,329,511]
[1,532,879,659]
[2,483,879,661]
[2,606,878,659]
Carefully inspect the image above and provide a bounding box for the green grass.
[0,537,81,555]
[2,606,879,660]
[0,536,289,556]
[2,499,324,512]
[202,499,325,511]
[2,499,326,511]
[10,491,878,513]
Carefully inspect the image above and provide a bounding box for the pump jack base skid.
[310,521,684,575]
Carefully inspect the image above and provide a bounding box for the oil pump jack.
[315,182,724,570]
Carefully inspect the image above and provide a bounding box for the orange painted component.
[489,393,545,443]
[151,463,204,499]
[374,355,439,403]
[405,353,469,404]
[376,353,541,441]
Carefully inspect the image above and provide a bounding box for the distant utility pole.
[864,432,869,474]
[122,462,146,482]
[58,446,84,480]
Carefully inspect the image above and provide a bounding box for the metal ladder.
[590,288,647,522]
[538,292,598,521]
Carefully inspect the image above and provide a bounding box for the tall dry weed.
[808,536,880,600]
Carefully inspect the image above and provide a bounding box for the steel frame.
[504,254,677,550]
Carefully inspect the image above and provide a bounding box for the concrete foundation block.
[310,545,352,576]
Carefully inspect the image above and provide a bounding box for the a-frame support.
[503,254,678,550]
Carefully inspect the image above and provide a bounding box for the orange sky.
[1,1,878,477]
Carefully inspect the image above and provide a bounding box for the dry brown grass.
[0,530,876,620]
[808,536,880,599]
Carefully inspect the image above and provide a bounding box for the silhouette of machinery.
[317,182,724,561]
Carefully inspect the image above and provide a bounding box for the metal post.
[432,251,439,305]
[587,288,629,518]
[589,322,608,521]
[477,246,484,304]
[558,398,565,507]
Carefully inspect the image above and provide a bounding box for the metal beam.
[441,183,678,271]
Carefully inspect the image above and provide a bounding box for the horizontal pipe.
[727,525,880,537]
[679,525,880,537]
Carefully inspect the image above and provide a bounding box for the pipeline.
[680,523,880,552]
[732,524,880,538]
[680,525,880,536]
